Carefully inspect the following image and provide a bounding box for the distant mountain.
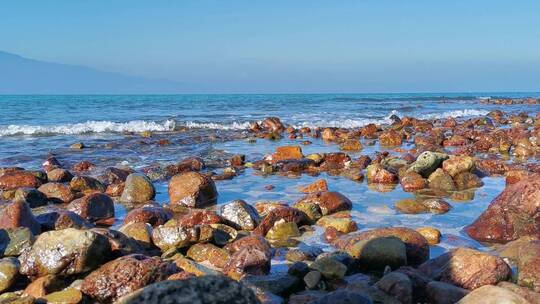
[0,51,188,94]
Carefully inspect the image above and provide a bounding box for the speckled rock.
[0,171,42,191]
[220,200,260,231]
[457,285,529,304]
[123,205,172,227]
[168,172,218,209]
[0,257,19,293]
[295,191,352,216]
[38,182,75,203]
[120,173,156,204]
[67,192,114,224]
[0,200,41,234]
[0,227,34,256]
[407,151,448,178]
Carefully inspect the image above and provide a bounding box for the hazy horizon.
[1,1,540,93]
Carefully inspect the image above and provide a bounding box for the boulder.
[173,209,222,227]
[406,151,448,178]
[298,179,328,193]
[168,172,218,208]
[124,205,172,227]
[19,228,111,276]
[366,164,398,184]
[400,172,427,192]
[316,214,357,234]
[418,247,511,290]
[91,228,145,257]
[0,227,34,256]
[428,168,457,191]
[186,243,230,269]
[379,130,403,146]
[37,182,75,203]
[81,254,177,303]
[241,273,301,297]
[69,176,105,193]
[394,198,451,215]
[466,177,540,243]
[67,192,114,224]
[13,187,48,208]
[120,173,156,204]
[271,146,304,163]
[220,200,260,230]
[442,156,475,177]
[515,240,540,292]
[457,285,529,304]
[119,222,154,249]
[415,227,441,245]
[152,225,212,251]
[454,172,484,190]
[0,171,42,190]
[115,275,259,304]
[310,256,347,280]
[0,200,41,234]
[295,191,352,216]
[253,206,308,236]
[374,272,412,304]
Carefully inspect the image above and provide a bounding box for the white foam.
[418,109,489,120]
[0,120,176,136]
[179,121,252,130]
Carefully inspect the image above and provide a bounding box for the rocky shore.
[0,111,539,304]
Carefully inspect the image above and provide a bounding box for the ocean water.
[1,93,539,257]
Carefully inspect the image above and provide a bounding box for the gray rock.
[220,200,260,231]
[0,227,34,256]
[13,187,48,208]
[407,151,448,178]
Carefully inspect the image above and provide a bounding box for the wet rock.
[418,247,511,290]
[151,225,208,251]
[13,187,48,208]
[344,235,407,270]
[319,153,351,171]
[91,228,145,257]
[379,130,403,147]
[415,227,441,245]
[119,222,154,249]
[310,256,347,279]
[0,200,41,234]
[73,160,94,172]
[506,169,539,186]
[298,179,328,193]
[224,246,271,280]
[41,288,82,304]
[186,243,230,269]
[454,172,484,190]
[70,176,105,193]
[296,191,352,216]
[293,201,322,223]
[0,171,42,191]
[427,168,456,191]
[475,159,508,176]
[173,209,222,227]
[103,167,131,184]
[242,273,301,297]
[170,157,206,174]
[81,254,178,303]
[336,227,429,266]
[124,205,172,227]
[67,193,114,224]
[19,228,111,276]
[497,281,540,304]
[515,240,540,292]
[395,198,451,214]
[253,206,308,236]
[374,272,412,304]
[406,151,448,178]
[304,270,322,289]
[224,235,271,256]
[115,275,259,304]
[457,285,529,304]
[37,182,75,203]
[0,227,34,256]
[120,173,156,204]
[466,177,540,243]
[340,139,362,151]
[442,156,475,177]
[317,214,357,234]
[168,171,218,209]
[266,220,301,244]
[425,281,469,304]
[314,290,372,304]
[230,154,245,167]
[271,146,304,163]
[220,200,260,231]
[23,274,66,298]
[262,117,285,133]
[366,164,398,184]
[52,210,94,230]
[399,172,427,192]
[0,258,19,293]
[42,157,62,172]
[286,246,323,262]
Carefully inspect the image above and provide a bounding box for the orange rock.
[271,146,304,162]
[298,179,329,193]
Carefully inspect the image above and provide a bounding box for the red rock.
[400,171,427,192]
[366,164,398,184]
[271,146,304,163]
[379,130,403,146]
[224,235,271,256]
[262,117,284,133]
[168,172,218,209]
[466,177,540,243]
[361,124,379,138]
[124,205,173,227]
[295,191,352,215]
[320,153,351,171]
[223,247,271,280]
[505,170,539,185]
[73,160,94,172]
[174,209,221,227]
[298,179,328,193]
[253,206,308,236]
[67,193,114,224]
[0,200,41,234]
[0,171,42,190]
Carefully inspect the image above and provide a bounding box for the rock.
[0,171,42,191]
[168,172,218,209]
[295,191,352,216]
[497,281,540,304]
[224,246,271,280]
[187,243,230,269]
[115,275,259,304]
[457,285,529,304]
[81,254,178,303]
[407,151,448,178]
[91,228,145,257]
[151,225,208,251]
[415,227,441,245]
[293,201,322,223]
[262,117,285,133]
[42,157,62,172]
[286,246,323,262]
[395,198,451,214]
[0,258,19,293]
[418,247,511,290]
[304,271,322,289]
[220,200,260,231]
[319,153,351,171]
[271,146,304,163]
[515,240,540,292]
[124,205,172,227]
[335,227,429,266]
[314,290,372,304]
[0,200,41,234]
[103,167,131,184]
[366,164,398,184]
[36,209,93,230]
[0,227,34,256]
[19,228,111,276]
[41,288,82,304]
[374,272,412,304]
[298,179,328,193]
[70,176,105,193]
[67,193,114,224]
[340,140,363,151]
[23,274,66,297]
[400,172,427,192]
[442,156,475,177]
[428,168,457,191]
[345,236,407,270]
[454,172,484,190]
[253,206,308,236]
[119,222,154,248]
[120,173,156,204]
[266,220,301,243]
[317,214,357,234]
[13,187,48,208]
[310,256,347,279]
[426,281,469,304]
[224,235,271,256]
[466,177,540,243]
[379,130,403,146]
[38,182,75,203]
[242,273,301,297]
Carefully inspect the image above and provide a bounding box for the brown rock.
[73,160,94,172]
[340,140,362,151]
[70,176,105,193]
[379,130,403,146]
[23,274,65,298]
[38,182,75,203]
[418,247,511,290]
[223,246,271,280]
[174,209,222,227]
[186,243,230,268]
[0,200,40,234]
[262,117,285,133]
[253,206,308,236]
[67,193,114,224]
[466,177,540,243]
[47,168,73,183]
[298,179,328,193]
[366,164,398,184]
[124,205,172,227]
[400,172,427,192]
[295,191,352,216]
[271,146,304,163]
[319,153,351,171]
[454,172,484,190]
[168,172,218,209]
[0,171,42,190]
[120,173,156,204]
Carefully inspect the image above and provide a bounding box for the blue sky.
[1,1,540,93]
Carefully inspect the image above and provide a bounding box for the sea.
[1,93,539,259]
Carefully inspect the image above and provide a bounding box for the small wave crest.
[179,121,252,130]
[418,109,489,120]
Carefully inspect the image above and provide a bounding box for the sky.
[1,1,540,93]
